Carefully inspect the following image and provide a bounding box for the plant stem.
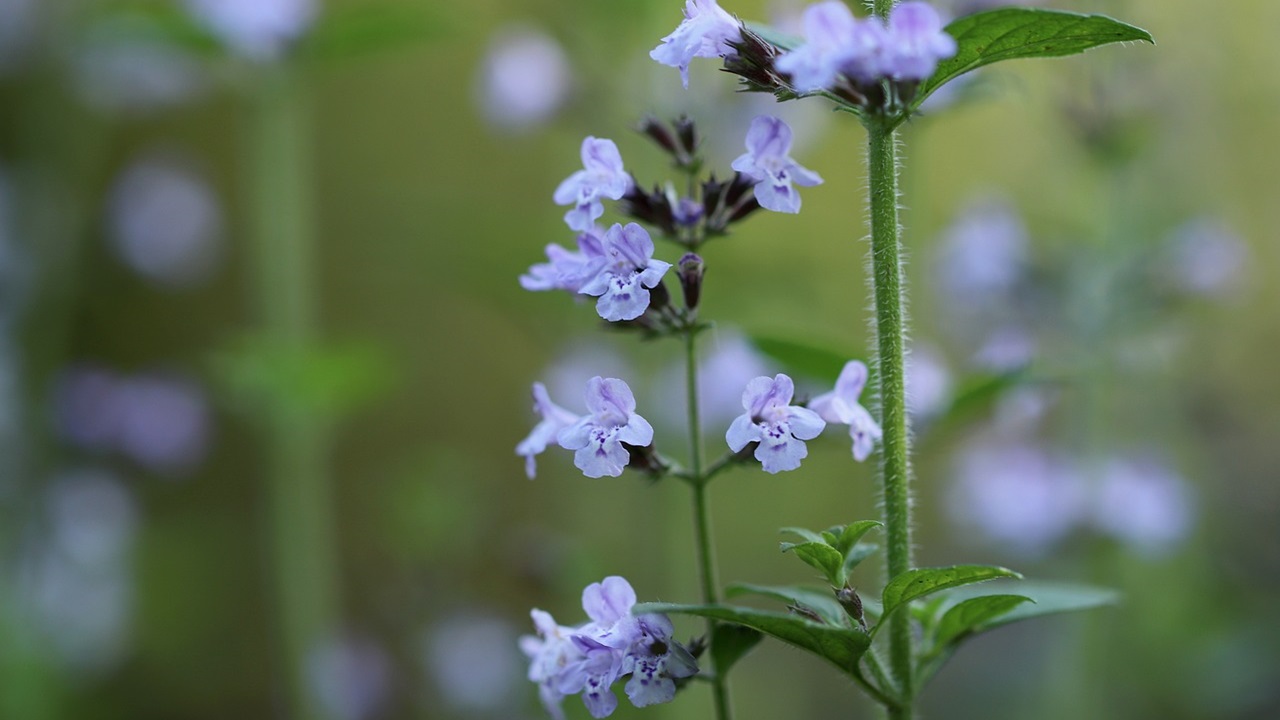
[867,116,914,719]
[685,329,732,720]
[246,65,339,720]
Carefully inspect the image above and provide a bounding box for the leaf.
[843,543,879,577]
[925,367,1031,435]
[781,542,845,585]
[635,602,870,678]
[749,335,857,384]
[934,594,1033,647]
[915,9,1155,109]
[944,580,1119,629]
[879,565,1022,626]
[779,527,826,544]
[727,583,849,626]
[834,521,882,556]
[711,624,763,676]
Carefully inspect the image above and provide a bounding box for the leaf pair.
[780,520,882,588]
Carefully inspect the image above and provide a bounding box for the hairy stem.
[685,329,732,720]
[868,117,914,719]
[247,65,339,720]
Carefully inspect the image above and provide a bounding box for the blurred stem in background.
[244,64,340,720]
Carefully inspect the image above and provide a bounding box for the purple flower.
[516,383,583,479]
[774,2,884,91]
[578,223,672,322]
[730,116,823,214]
[726,374,826,473]
[521,577,698,719]
[553,137,631,232]
[520,227,607,293]
[557,377,654,478]
[184,0,317,61]
[881,2,957,81]
[650,0,742,88]
[810,360,882,462]
[1092,455,1194,556]
[477,25,572,133]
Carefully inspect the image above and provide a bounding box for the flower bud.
[648,277,672,313]
[836,585,867,630]
[677,253,704,312]
[638,115,680,156]
[674,115,700,160]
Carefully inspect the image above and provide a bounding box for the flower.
[730,116,823,214]
[183,0,317,61]
[557,378,654,478]
[520,228,607,294]
[881,2,957,81]
[650,0,742,88]
[811,360,882,461]
[553,138,631,232]
[521,577,698,719]
[577,224,672,322]
[726,374,826,473]
[477,25,572,133]
[773,2,883,91]
[516,383,583,479]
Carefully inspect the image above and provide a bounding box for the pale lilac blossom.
[520,227,606,293]
[521,609,584,720]
[650,0,742,88]
[516,383,583,479]
[556,378,654,478]
[184,0,317,61]
[1092,455,1194,556]
[811,360,882,461]
[1163,217,1247,297]
[553,138,632,232]
[906,348,952,419]
[727,374,826,473]
[731,116,823,214]
[881,2,957,81]
[578,223,672,322]
[477,26,572,132]
[427,614,523,712]
[773,2,884,91]
[308,635,391,720]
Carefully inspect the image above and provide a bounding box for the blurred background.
[0,0,1277,719]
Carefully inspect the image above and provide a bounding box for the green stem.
[246,65,340,720]
[867,116,914,720]
[685,330,732,720]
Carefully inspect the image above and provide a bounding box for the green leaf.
[879,565,1022,627]
[779,527,826,544]
[726,583,849,626]
[945,580,1119,628]
[925,368,1031,436]
[749,336,858,384]
[781,542,845,585]
[635,602,870,678]
[711,624,764,676]
[934,594,1033,647]
[915,9,1155,109]
[843,543,879,578]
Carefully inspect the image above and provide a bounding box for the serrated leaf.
[635,602,870,678]
[914,9,1154,109]
[782,542,845,585]
[934,594,1033,647]
[749,335,857,384]
[711,623,763,676]
[879,565,1022,628]
[726,583,849,626]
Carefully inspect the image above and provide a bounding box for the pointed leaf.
[635,602,870,678]
[727,583,849,626]
[843,543,879,578]
[711,623,764,676]
[782,542,845,585]
[834,521,883,557]
[879,565,1022,627]
[934,594,1033,647]
[915,9,1155,108]
[779,526,826,544]
[944,580,1119,629]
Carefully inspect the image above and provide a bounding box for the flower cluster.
[521,576,699,719]
[649,0,743,88]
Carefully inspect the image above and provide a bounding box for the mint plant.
[515,2,1152,718]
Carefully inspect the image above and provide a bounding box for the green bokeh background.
[2,0,1278,719]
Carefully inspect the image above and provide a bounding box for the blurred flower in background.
[184,0,318,61]
[308,634,392,720]
[906,345,952,420]
[1160,217,1248,299]
[105,152,224,289]
[933,196,1028,309]
[18,468,138,674]
[0,0,38,76]
[476,25,572,133]
[1092,453,1194,556]
[425,613,524,714]
[72,19,208,115]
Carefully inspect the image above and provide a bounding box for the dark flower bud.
[723,29,799,100]
[836,585,867,630]
[675,115,700,159]
[618,184,677,236]
[648,278,672,313]
[625,443,666,478]
[638,115,680,157]
[677,253,705,312]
